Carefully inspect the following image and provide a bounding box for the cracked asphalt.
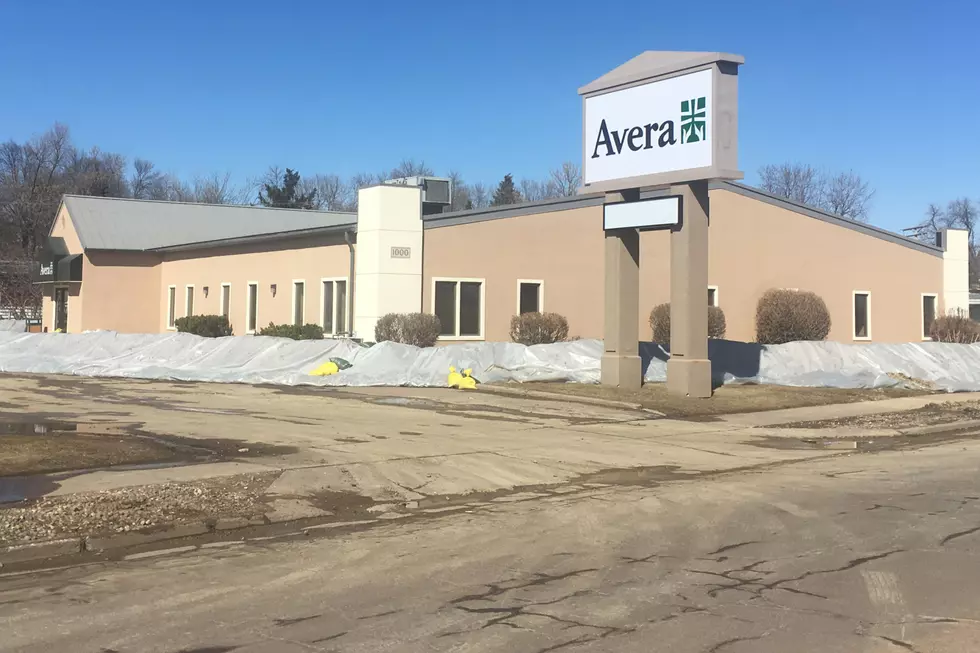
[4,435,980,652]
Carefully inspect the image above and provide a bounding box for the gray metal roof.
[579,51,745,95]
[60,195,356,251]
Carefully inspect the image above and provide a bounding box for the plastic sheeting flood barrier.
[0,330,979,391]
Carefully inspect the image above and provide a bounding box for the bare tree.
[447,170,471,211]
[548,161,582,197]
[519,179,546,202]
[303,173,357,211]
[389,158,433,180]
[823,170,875,222]
[469,182,490,209]
[130,159,161,199]
[758,163,825,207]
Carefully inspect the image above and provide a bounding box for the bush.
[648,303,726,347]
[174,314,233,337]
[930,314,980,343]
[509,312,569,345]
[755,289,831,344]
[258,323,325,340]
[374,313,441,348]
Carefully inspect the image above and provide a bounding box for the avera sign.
[579,52,743,193]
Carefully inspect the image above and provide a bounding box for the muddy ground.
[511,382,930,418]
[776,400,980,430]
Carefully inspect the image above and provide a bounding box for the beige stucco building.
[37,180,968,345]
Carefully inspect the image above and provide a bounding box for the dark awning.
[32,237,83,284]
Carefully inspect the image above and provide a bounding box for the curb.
[482,384,662,415]
[0,538,82,564]
[900,419,980,436]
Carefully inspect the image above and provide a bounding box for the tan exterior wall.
[42,205,85,333]
[423,206,606,342]
[424,189,945,345]
[159,236,352,335]
[81,252,162,333]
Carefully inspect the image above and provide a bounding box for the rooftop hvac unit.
[384,176,452,215]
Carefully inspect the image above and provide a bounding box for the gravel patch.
[0,472,278,545]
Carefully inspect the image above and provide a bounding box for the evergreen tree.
[258,168,317,209]
[490,173,522,206]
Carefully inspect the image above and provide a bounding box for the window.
[220,283,231,318]
[246,282,258,334]
[708,285,719,307]
[517,280,543,314]
[167,286,176,329]
[292,281,305,326]
[853,291,871,340]
[185,285,194,317]
[922,293,938,340]
[433,278,484,339]
[320,278,348,335]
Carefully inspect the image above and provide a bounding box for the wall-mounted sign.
[579,52,742,193]
[390,246,411,259]
[603,196,679,230]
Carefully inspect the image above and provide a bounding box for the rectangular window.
[320,278,348,335]
[185,285,194,317]
[167,286,176,328]
[246,282,258,333]
[853,291,871,340]
[433,279,484,339]
[292,281,305,326]
[922,294,938,340]
[336,280,347,334]
[220,284,231,318]
[708,286,719,307]
[518,280,543,314]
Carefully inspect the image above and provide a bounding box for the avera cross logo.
[680,97,706,144]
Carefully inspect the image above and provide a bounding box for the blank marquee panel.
[603,197,680,230]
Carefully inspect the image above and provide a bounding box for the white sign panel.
[585,69,712,185]
[603,197,679,230]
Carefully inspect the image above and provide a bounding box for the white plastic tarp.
[0,330,979,391]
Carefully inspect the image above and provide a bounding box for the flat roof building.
[36,180,968,345]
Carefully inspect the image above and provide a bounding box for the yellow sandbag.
[309,361,340,376]
[458,368,478,390]
[447,365,463,388]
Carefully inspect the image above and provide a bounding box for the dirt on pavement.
[775,400,980,430]
[509,382,929,419]
[0,472,278,545]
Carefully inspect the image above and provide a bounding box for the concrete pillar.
[353,184,423,340]
[667,181,712,398]
[601,224,642,390]
[941,228,970,317]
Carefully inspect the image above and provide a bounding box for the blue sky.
[1,0,977,232]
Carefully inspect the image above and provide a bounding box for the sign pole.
[666,181,712,397]
[600,192,641,389]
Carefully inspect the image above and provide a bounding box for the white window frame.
[220,283,231,319]
[319,277,348,336]
[921,292,938,341]
[166,285,177,330]
[184,284,195,317]
[245,281,259,335]
[291,279,306,326]
[432,277,486,341]
[852,290,872,341]
[708,285,719,307]
[516,279,545,314]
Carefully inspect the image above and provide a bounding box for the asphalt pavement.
[3,434,980,652]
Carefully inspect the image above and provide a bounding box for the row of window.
[432,279,544,339]
[710,286,939,341]
[166,279,348,335]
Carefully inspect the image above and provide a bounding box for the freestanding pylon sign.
[579,52,743,397]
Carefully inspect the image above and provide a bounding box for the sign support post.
[601,192,641,389]
[667,181,711,397]
[579,51,743,397]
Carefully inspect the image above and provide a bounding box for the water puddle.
[1,420,77,436]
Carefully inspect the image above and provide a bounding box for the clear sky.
[1,0,977,232]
